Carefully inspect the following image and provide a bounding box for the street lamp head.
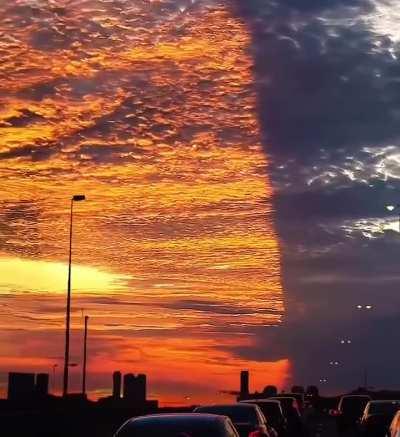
[72,195,86,202]
[386,205,396,212]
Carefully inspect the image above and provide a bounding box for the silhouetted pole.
[63,195,86,397]
[82,315,89,397]
[52,364,58,394]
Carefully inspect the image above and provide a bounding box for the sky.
[0,0,399,404]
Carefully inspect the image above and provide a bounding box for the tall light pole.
[356,304,373,389]
[63,194,86,397]
[82,315,89,397]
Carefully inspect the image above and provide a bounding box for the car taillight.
[329,409,342,417]
[249,431,263,437]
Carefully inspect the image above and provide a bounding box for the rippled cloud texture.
[0,0,286,404]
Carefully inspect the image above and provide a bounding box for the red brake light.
[249,432,263,437]
[329,409,342,416]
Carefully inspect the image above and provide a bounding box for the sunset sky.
[1,0,400,405]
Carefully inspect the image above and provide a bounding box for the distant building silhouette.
[8,372,35,401]
[240,371,249,397]
[123,373,146,405]
[98,371,157,410]
[36,373,49,397]
[113,371,122,400]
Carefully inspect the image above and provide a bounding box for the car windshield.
[369,402,400,416]
[273,398,294,409]
[196,406,257,424]
[341,397,370,413]
[256,403,282,419]
[272,398,298,416]
[118,421,224,437]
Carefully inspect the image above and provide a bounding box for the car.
[113,413,240,437]
[240,399,288,437]
[359,400,400,437]
[388,410,400,437]
[269,397,303,436]
[194,403,272,437]
[331,395,372,432]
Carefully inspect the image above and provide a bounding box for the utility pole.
[63,194,85,397]
[82,315,89,397]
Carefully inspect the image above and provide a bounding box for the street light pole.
[82,315,89,397]
[63,195,85,397]
[356,304,373,389]
[52,364,58,394]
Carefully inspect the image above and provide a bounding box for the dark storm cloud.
[234,0,399,160]
[229,0,400,390]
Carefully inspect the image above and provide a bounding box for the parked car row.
[331,395,400,437]
[114,395,305,437]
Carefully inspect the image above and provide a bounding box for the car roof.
[368,400,400,404]
[341,395,371,398]
[196,404,257,409]
[271,396,296,400]
[241,399,281,404]
[128,413,226,424]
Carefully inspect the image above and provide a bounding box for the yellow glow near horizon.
[0,256,131,295]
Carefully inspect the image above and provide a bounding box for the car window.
[260,403,282,418]
[195,406,258,424]
[340,397,370,414]
[369,402,400,416]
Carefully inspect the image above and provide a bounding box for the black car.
[240,399,288,437]
[359,400,400,437]
[332,395,372,432]
[270,396,303,436]
[194,403,271,437]
[114,413,240,437]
